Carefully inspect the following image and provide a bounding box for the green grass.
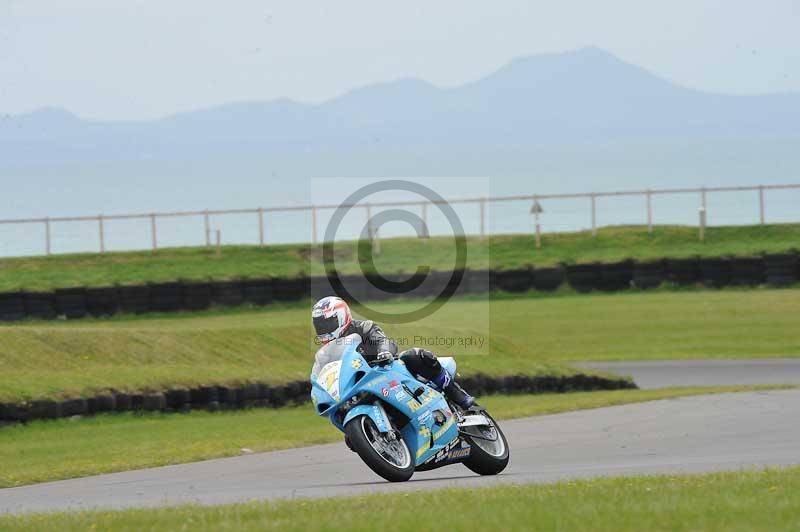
[3,467,798,531]
[2,288,799,402]
[0,385,790,488]
[0,223,798,291]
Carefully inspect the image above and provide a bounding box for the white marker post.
[698,207,707,242]
[530,198,544,249]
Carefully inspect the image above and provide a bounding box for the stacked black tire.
[532,267,565,292]
[494,268,533,293]
[665,258,699,286]
[24,292,56,319]
[54,288,87,319]
[118,285,150,314]
[764,253,798,287]
[597,261,633,292]
[698,257,732,288]
[566,263,600,293]
[731,257,765,286]
[0,292,25,321]
[148,282,183,312]
[633,260,665,289]
[183,282,214,311]
[86,287,119,316]
[0,252,798,323]
[0,372,634,423]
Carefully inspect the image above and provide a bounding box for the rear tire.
[345,415,415,482]
[462,411,510,476]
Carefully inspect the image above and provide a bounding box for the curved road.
[2,389,799,514]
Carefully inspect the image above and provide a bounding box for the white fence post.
[421,202,429,238]
[258,207,265,246]
[699,207,707,242]
[366,203,380,254]
[98,215,105,253]
[44,218,51,256]
[480,197,486,240]
[204,210,210,247]
[311,206,318,245]
[759,185,765,224]
[590,193,597,238]
[646,189,653,234]
[365,204,373,241]
[150,214,158,251]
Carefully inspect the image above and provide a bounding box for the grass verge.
[2,288,799,402]
[2,467,798,531]
[0,223,798,291]
[0,385,792,488]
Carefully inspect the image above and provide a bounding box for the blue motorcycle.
[311,334,509,482]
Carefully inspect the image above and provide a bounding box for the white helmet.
[312,296,352,343]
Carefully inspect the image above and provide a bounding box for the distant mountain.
[3,47,799,166]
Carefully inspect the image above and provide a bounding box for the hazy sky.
[1,0,798,120]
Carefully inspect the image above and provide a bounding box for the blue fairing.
[311,337,460,466]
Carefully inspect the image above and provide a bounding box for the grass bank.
[2,288,799,402]
[1,224,798,291]
[3,466,798,531]
[0,385,789,488]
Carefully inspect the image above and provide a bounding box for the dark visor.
[313,314,339,336]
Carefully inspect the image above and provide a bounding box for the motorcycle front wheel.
[345,415,415,482]
[461,411,510,476]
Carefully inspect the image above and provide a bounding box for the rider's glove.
[375,351,394,366]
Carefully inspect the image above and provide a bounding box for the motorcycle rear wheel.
[345,415,415,482]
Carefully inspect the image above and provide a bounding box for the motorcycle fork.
[374,401,397,439]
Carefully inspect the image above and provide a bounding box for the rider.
[311,296,476,409]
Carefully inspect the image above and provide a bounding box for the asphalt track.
[579,359,800,389]
[2,389,799,515]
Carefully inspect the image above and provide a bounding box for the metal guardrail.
[1,183,798,256]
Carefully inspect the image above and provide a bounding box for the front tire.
[462,411,510,476]
[345,415,415,482]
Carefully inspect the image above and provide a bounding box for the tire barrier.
[54,288,88,319]
[532,266,565,292]
[632,260,665,289]
[0,371,636,424]
[271,277,308,302]
[0,292,26,322]
[212,281,244,307]
[118,285,150,314]
[86,287,119,317]
[24,292,57,320]
[665,258,700,286]
[0,253,798,322]
[182,282,213,311]
[242,279,273,306]
[328,273,369,303]
[698,257,732,288]
[730,257,765,286]
[363,273,394,302]
[459,269,492,295]
[566,263,601,293]
[495,268,533,293]
[597,261,633,292]
[148,282,183,313]
[764,252,798,288]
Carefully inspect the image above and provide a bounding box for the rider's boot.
[431,369,475,410]
[444,380,476,410]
